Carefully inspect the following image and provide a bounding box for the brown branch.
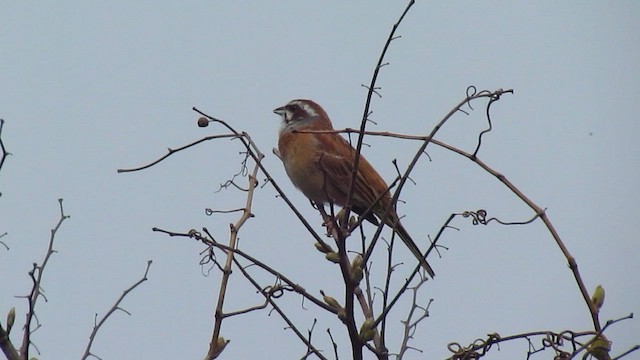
[316,206,363,360]
[445,314,636,360]
[123,110,335,358]
[119,111,327,244]
[205,208,246,215]
[231,259,329,360]
[200,230,335,313]
[81,260,152,360]
[316,209,387,359]
[354,285,388,359]
[614,345,640,360]
[20,198,69,359]
[0,119,9,177]
[192,107,326,247]
[397,275,431,359]
[569,313,634,359]
[373,213,455,329]
[153,228,336,358]
[352,89,512,284]
[154,224,341,349]
[206,153,262,360]
[0,319,20,360]
[378,233,397,351]
[117,133,239,173]
[343,0,416,239]
[0,232,8,251]
[430,122,599,331]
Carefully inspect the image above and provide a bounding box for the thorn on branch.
[360,84,383,98]
[0,118,11,178]
[0,232,9,250]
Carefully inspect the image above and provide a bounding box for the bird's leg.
[335,208,354,237]
[316,203,342,239]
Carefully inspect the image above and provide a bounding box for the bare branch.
[117,133,239,173]
[444,313,636,359]
[81,260,152,360]
[0,232,8,251]
[192,107,326,246]
[233,263,328,360]
[397,275,431,358]
[342,0,416,242]
[427,115,600,331]
[0,315,20,360]
[0,119,9,177]
[206,166,260,359]
[20,198,69,359]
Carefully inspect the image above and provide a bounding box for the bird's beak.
[273,106,285,116]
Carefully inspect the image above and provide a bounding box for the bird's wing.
[316,136,382,225]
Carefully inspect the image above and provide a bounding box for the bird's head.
[273,99,333,134]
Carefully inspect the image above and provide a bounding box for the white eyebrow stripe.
[289,100,317,117]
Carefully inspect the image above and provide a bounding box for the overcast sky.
[1,2,639,359]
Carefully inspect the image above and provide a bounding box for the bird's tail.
[393,221,435,278]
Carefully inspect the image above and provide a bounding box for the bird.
[273,99,435,278]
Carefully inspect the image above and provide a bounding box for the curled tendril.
[265,284,285,299]
[447,342,480,360]
[540,332,570,359]
[466,85,478,99]
[447,333,500,360]
[264,283,297,300]
[460,209,540,226]
[462,209,488,225]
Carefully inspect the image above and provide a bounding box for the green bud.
[587,334,611,360]
[359,318,376,342]
[6,307,15,335]
[325,252,340,263]
[591,285,605,311]
[350,255,364,283]
[314,242,332,254]
[323,295,341,310]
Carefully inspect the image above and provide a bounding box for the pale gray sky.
[1,2,639,359]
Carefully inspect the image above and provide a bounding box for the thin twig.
[81,260,152,360]
[316,207,362,360]
[20,198,69,359]
[430,117,599,331]
[397,275,431,358]
[117,133,239,173]
[342,0,415,238]
[0,119,9,176]
[207,149,262,359]
[232,261,329,360]
[192,107,326,246]
[445,314,636,360]
[0,232,8,251]
[154,228,334,312]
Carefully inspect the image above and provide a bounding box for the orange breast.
[278,132,330,203]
